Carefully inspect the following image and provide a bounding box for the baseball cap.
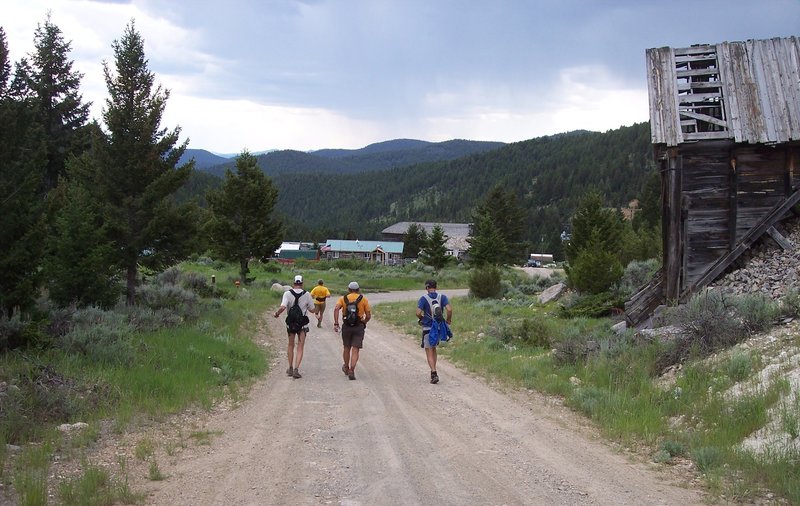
[294,275,303,284]
[348,281,359,290]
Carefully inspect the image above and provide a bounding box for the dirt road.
[142,290,703,505]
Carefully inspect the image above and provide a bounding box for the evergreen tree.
[43,169,120,308]
[469,185,525,265]
[206,151,283,282]
[25,14,90,191]
[90,22,197,305]
[402,223,427,258]
[564,190,625,293]
[467,212,505,266]
[0,28,48,317]
[419,224,449,270]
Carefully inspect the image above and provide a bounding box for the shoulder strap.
[291,290,305,304]
[355,294,363,304]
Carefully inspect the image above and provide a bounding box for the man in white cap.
[333,281,371,380]
[273,275,316,379]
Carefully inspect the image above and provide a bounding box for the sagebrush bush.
[491,315,554,348]
[734,293,778,333]
[59,323,136,366]
[617,258,660,297]
[779,288,800,318]
[156,266,182,286]
[558,291,625,319]
[137,284,199,313]
[468,266,502,299]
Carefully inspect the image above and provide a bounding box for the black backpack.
[344,294,363,326]
[285,290,307,332]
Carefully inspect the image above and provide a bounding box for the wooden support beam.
[767,226,794,250]
[729,156,738,250]
[664,153,683,302]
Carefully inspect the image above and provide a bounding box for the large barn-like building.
[626,37,800,327]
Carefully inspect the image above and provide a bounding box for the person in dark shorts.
[416,279,452,384]
[333,281,371,380]
[273,275,316,379]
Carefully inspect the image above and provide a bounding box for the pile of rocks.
[710,217,800,299]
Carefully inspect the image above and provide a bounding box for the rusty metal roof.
[647,36,800,146]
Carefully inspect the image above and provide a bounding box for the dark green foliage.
[467,212,506,266]
[0,28,48,318]
[206,151,283,282]
[558,291,626,319]
[257,123,654,252]
[25,14,90,191]
[88,22,197,304]
[564,191,625,294]
[418,224,449,270]
[468,266,502,299]
[468,185,526,266]
[565,244,623,295]
[616,259,660,298]
[42,175,120,308]
[402,223,427,258]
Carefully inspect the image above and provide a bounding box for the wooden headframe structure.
[625,36,800,327]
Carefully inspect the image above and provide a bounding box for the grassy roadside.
[374,293,800,504]
[0,258,470,505]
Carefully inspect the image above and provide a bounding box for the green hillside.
[274,123,655,256]
[182,123,655,259]
[200,138,506,177]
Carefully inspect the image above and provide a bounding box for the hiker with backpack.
[309,279,331,328]
[416,279,453,384]
[273,275,317,379]
[333,281,371,380]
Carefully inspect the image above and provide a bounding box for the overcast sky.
[3,1,799,154]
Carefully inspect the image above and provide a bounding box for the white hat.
[348,281,359,290]
[294,275,303,284]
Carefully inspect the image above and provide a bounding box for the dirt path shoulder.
[130,289,703,505]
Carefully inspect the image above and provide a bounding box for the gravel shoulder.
[69,290,705,505]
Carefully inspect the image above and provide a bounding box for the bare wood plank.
[677,68,721,78]
[767,225,794,250]
[683,131,732,140]
[677,82,723,91]
[677,92,723,103]
[679,110,729,128]
[674,45,716,55]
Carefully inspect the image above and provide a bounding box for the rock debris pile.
[710,217,800,299]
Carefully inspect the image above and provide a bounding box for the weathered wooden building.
[626,36,800,327]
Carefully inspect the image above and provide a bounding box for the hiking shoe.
[342,364,349,375]
[430,372,439,384]
[348,370,356,380]
[317,321,322,328]
[286,367,293,376]
[292,368,302,379]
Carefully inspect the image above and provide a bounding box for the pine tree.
[467,212,505,266]
[25,14,90,191]
[402,223,427,258]
[0,28,48,316]
[206,151,283,282]
[90,21,197,305]
[43,170,120,308]
[419,224,449,270]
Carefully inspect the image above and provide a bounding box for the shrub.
[552,331,590,366]
[492,315,554,348]
[59,324,136,366]
[468,266,502,299]
[617,258,660,297]
[566,247,623,295]
[558,291,626,319]
[779,288,800,318]
[692,446,724,472]
[137,284,199,313]
[156,266,183,286]
[734,293,778,333]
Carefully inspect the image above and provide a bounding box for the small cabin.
[626,37,800,327]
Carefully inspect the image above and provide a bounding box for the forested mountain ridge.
[180,149,229,170]
[197,138,507,177]
[271,123,655,255]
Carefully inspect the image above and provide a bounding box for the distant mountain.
[180,149,229,171]
[196,138,507,178]
[179,125,656,256]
